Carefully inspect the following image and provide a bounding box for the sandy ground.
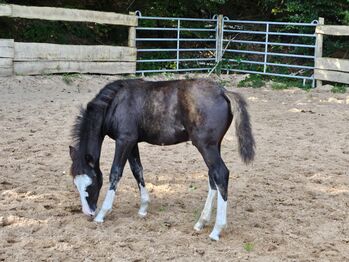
[0,74,348,262]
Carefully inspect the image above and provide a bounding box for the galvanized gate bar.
[225,19,318,26]
[223,29,315,37]
[223,39,316,48]
[263,23,269,73]
[176,20,180,70]
[136,12,317,82]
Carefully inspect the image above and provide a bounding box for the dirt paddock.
[0,74,348,261]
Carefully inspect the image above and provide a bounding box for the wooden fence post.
[128,12,137,48]
[0,39,14,76]
[216,15,223,63]
[315,17,324,88]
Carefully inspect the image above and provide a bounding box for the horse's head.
[69,145,103,217]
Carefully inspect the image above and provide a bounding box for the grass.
[188,184,197,191]
[238,74,313,91]
[331,84,347,93]
[238,74,264,88]
[158,206,166,212]
[271,82,289,90]
[62,73,81,85]
[243,242,254,252]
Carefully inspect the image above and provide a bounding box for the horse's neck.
[80,110,105,164]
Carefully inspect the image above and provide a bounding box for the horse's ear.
[69,146,77,160]
[85,154,95,168]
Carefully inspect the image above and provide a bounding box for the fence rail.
[0,4,137,26]
[0,4,137,76]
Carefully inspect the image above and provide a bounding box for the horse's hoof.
[138,211,147,218]
[209,231,220,241]
[194,222,204,231]
[94,217,104,223]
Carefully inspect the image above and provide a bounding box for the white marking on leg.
[209,190,227,241]
[94,188,116,223]
[138,183,150,217]
[74,174,94,216]
[194,187,217,231]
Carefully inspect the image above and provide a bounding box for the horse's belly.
[141,124,189,145]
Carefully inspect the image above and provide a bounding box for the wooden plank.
[0,39,14,47]
[316,57,349,73]
[0,4,12,16]
[0,58,13,67]
[1,4,138,26]
[14,42,136,62]
[0,68,13,76]
[0,47,14,58]
[14,61,136,75]
[0,39,14,59]
[315,17,324,88]
[314,69,349,85]
[316,25,349,36]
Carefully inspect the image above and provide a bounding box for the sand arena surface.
[0,74,348,261]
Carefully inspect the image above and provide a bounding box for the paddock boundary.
[314,20,349,86]
[0,4,137,76]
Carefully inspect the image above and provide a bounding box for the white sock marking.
[74,174,94,216]
[138,184,150,217]
[194,187,217,231]
[94,188,116,223]
[209,190,227,241]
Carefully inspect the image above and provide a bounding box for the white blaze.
[74,174,94,216]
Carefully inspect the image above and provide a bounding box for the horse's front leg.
[128,144,150,217]
[94,139,135,223]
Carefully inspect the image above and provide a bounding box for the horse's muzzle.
[82,205,96,217]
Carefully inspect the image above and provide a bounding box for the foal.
[69,78,255,241]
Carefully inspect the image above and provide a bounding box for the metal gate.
[136,12,318,83]
[221,18,318,83]
[135,12,218,74]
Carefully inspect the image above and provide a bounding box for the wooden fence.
[315,18,349,86]
[0,4,137,76]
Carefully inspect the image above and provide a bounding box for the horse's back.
[143,78,231,143]
[104,78,231,145]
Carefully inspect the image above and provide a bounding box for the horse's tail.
[223,91,255,164]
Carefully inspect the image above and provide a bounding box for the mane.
[71,79,144,151]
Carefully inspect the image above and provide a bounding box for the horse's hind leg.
[194,143,229,241]
[128,144,150,217]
